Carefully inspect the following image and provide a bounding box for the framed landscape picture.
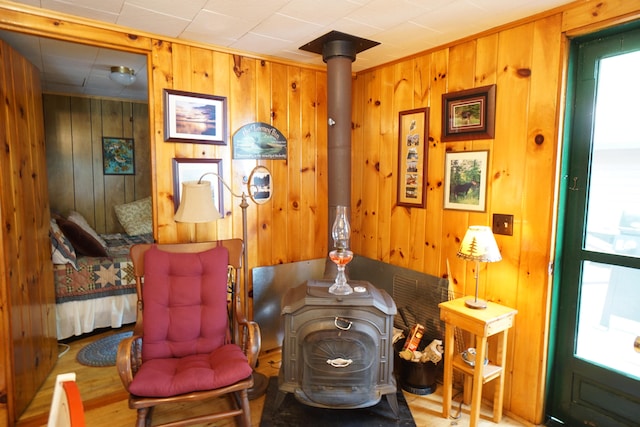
[164,89,227,144]
[444,150,489,212]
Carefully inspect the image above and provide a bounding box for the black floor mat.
[259,377,416,427]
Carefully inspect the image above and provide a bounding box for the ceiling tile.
[116,3,190,38]
[127,0,209,21]
[181,9,256,46]
[40,0,120,22]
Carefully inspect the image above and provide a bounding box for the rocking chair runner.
[116,239,261,427]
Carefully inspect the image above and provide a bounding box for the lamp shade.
[457,225,502,263]
[174,181,222,223]
[109,66,136,86]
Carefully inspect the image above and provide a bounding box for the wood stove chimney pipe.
[299,31,380,252]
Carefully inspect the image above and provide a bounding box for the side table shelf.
[439,297,517,427]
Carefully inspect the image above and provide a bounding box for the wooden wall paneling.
[101,100,127,233]
[299,68,319,261]
[151,39,177,244]
[10,51,30,418]
[439,42,473,300]
[229,55,257,262]
[189,46,219,244]
[285,66,302,263]
[488,23,536,413]
[510,14,563,424]
[268,63,289,265]
[10,51,35,419]
[351,73,365,255]
[28,70,57,346]
[132,102,151,202]
[360,71,383,262]
[70,97,96,226]
[562,0,640,34]
[88,98,107,233]
[0,40,18,425]
[122,102,135,204]
[0,39,55,425]
[389,61,413,267]
[491,23,535,304]
[376,65,395,264]
[410,57,433,273]
[23,56,56,409]
[44,95,74,214]
[237,58,261,278]
[254,59,274,267]
[417,53,442,275]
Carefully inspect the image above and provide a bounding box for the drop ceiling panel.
[2,0,577,100]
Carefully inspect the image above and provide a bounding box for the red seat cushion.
[128,245,251,397]
[129,344,251,397]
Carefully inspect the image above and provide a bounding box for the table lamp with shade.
[456,225,502,309]
[174,165,272,399]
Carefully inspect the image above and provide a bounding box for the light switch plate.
[493,214,514,236]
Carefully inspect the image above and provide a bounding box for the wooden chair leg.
[135,407,150,427]
[238,389,251,427]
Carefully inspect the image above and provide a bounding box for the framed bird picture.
[102,137,135,175]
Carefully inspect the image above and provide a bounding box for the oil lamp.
[328,205,354,295]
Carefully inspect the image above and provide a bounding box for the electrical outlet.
[493,214,514,236]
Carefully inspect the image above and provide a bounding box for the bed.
[49,198,153,340]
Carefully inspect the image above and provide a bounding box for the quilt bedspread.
[54,233,153,303]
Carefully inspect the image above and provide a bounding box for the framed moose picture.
[444,150,489,212]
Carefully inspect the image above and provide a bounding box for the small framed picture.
[102,137,135,175]
[172,158,224,214]
[444,150,489,212]
[441,85,496,141]
[397,107,429,208]
[248,166,273,204]
[164,89,227,144]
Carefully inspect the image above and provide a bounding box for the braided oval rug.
[76,331,133,367]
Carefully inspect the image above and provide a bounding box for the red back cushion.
[141,245,229,361]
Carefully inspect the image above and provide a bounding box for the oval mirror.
[247,165,272,205]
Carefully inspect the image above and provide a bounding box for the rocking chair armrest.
[238,319,261,369]
[116,334,142,391]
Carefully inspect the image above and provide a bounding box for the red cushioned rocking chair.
[116,240,260,427]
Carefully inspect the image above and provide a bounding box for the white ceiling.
[1,0,576,101]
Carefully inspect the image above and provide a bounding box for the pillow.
[49,219,78,269]
[57,216,108,257]
[67,211,108,248]
[114,197,152,236]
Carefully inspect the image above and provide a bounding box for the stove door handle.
[334,317,352,331]
[327,357,353,368]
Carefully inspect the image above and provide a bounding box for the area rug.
[259,377,416,427]
[76,331,133,367]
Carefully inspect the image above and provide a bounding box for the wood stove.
[276,279,398,415]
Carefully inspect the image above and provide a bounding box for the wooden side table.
[439,297,517,427]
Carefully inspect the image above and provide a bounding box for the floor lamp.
[174,165,272,399]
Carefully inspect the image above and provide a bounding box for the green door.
[548,25,640,426]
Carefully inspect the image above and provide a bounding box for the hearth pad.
[259,377,416,427]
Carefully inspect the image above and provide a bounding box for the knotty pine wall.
[0,38,56,425]
[1,0,639,425]
[43,94,151,234]
[352,16,562,423]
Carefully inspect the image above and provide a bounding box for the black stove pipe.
[324,39,356,245]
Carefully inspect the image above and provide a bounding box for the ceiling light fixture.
[109,66,136,86]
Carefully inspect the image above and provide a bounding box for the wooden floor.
[17,326,532,427]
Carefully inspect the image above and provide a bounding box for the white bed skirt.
[56,293,137,340]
